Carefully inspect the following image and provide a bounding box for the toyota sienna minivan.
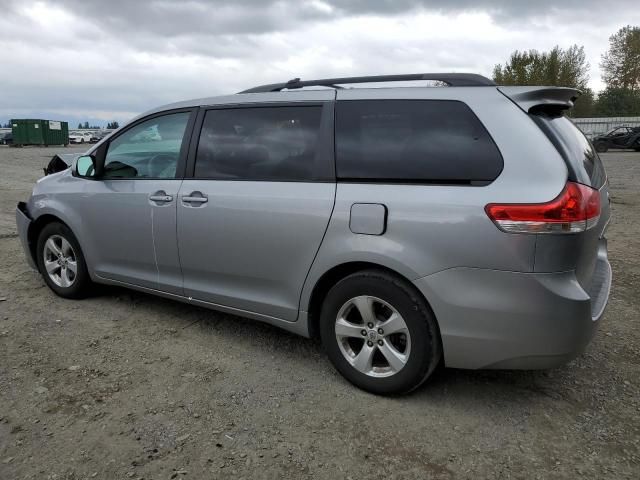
[16,73,611,394]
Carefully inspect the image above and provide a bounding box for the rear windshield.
[533,114,606,189]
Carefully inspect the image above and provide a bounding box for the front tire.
[595,141,608,153]
[36,222,91,299]
[320,270,441,395]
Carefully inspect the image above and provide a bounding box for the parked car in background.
[94,130,114,141]
[16,73,612,395]
[0,132,13,145]
[89,131,116,143]
[592,126,640,152]
[69,131,93,144]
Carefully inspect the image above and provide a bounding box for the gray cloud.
[6,0,635,40]
[0,0,638,125]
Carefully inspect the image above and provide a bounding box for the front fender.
[28,192,93,274]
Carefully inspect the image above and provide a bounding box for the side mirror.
[76,155,96,177]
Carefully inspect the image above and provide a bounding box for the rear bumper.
[16,202,37,271]
[413,260,611,370]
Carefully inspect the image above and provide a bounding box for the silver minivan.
[16,74,612,394]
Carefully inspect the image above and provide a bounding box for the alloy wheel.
[43,235,77,288]
[334,295,411,378]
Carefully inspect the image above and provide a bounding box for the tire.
[36,222,91,299]
[319,270,441,395]
[595,142,608,153]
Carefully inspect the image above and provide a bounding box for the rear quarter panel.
[301,86,568,310]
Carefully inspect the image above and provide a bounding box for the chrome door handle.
[149,194,173,202]
[182,195,208,204]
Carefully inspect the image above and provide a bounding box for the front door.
[177,101,336,321]
[78,110,193,293]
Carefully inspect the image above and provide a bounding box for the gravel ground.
[0,145,639,480]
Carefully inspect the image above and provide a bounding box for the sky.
[1,0,639,127]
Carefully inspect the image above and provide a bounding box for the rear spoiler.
[498,86,581,114]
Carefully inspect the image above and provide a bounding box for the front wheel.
[595,141,608,153]
[320,270,441,395]
[36,222,91,298]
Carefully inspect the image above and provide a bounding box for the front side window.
[335,100,503,183]
[195,106,323,181]
[103,112,190,179]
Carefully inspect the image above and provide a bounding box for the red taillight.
[485,182,601,234]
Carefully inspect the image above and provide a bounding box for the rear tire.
[319,270,441,395]
[36,222,91,299]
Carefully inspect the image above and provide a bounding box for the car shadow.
[93,284,583,406]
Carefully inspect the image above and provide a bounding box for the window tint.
[336,100,503,183]
[195,106,323,181]
[533,114,606,189]
[103,112,190,179]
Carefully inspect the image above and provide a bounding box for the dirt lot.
[0,145,638,480]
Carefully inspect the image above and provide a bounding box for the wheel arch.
[27,214,73,266]
[305,261,440,342]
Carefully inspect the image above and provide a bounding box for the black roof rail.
[238,73,495,93]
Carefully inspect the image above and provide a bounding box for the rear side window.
[335,100,503,183]
[195,106,324,181]
[532,114,606,189]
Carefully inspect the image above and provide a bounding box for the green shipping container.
[11,119,69,146]
[11,119,42,146]
[42,120,69,146]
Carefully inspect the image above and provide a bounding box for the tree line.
[493,25,640,117]
[76,121,120,129]
[1,121,120,129]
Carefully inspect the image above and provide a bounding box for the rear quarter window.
[532,114,606,189]
[335,100,503,184]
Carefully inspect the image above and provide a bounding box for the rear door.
[177,99,336,321]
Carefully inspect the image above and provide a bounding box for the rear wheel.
[320,270,441,395]
[36,222,91,298]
